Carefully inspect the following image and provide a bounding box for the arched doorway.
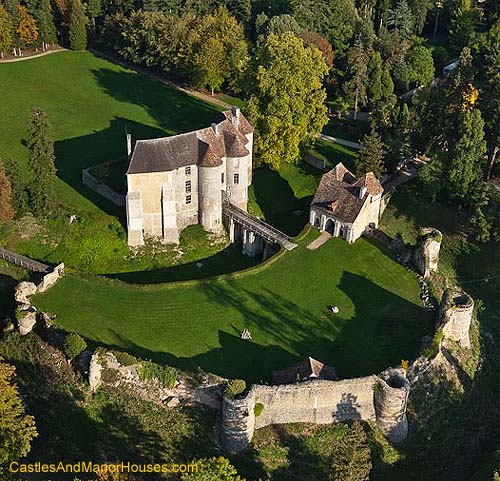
[325,219,335,235]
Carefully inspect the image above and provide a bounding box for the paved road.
[0,48,67,63]
[319,133,363,150]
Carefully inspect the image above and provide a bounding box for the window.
[186,195,192,204]
[185,166,191,175]
[234,173,239,185]
[185,180,191,193]
[221,172,225,184]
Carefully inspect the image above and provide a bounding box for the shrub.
[254,402,264,417]
[224,379,246,399]
[136,361,177,389]
[422,328,444,359]
[112,350,138,366]
[63,332,87,359]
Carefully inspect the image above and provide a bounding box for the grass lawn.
[33,230,428,382]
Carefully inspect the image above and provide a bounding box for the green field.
[33,230,429,382]
[1,51,429,381]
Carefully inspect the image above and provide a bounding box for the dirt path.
[306,231,331,250]
[0,48,67,63]
[91,49,232,109]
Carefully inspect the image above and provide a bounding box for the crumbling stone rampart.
[440,288,474,348]
[13,263,65,335]
[221,373,410,453]
[414,228,442,278]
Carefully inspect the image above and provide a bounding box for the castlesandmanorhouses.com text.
[9,461,199,475]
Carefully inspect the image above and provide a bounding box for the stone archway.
[325,218,335,235]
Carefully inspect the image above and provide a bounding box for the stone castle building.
[310,162,383,243]
[126,107,253,246]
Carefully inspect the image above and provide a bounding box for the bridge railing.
[0,247,52,273]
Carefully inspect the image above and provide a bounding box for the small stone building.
[126,107,253,246]
[310,162,383,243]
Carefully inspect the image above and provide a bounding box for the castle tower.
[414,227,442,278]
[374,369,410,443]
[221,389,256,453]
[440,288,474,348]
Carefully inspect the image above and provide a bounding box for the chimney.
[211,123,219,137]
[359,186,367,198]
[126,133,132,158]
[231,105,240,128]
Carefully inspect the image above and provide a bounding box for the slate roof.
[311,163,383,224]
[127,109,252,174]
[272,357,339,385]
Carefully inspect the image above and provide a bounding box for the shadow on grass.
[251,167,313,237]
[106,243,258,284]
[91,66,221,134]
[94,271,428,382]
[54,117,166,219]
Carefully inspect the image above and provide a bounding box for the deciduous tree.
[0,3,13,58]
[298,30,334,70]
[26,108,57,216]
[16,5,38,52]
[0,357,38,464]
[35,0,57,50]
[247,32,328,169]
[0,160,14,221]
[69,0,87,50]
[408,45,435,86]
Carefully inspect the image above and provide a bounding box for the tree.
[87,0,102,29]
[35,0,57,50]
[449,0,475,54]
[477,24,500,178]
[388,0,415,39]
[0,3,13,58]
[447,107,486,202]
[181,457,244,481]
[470,181,491,241]
[69,0,87,50]
[3,157,29,217]
[266,14,301,35]
[298,30,334,70]
[16,5,38,53]
[0,160,14,221]
[368,50,383,102]
[191,7,248,93]
[344,41,369,119]
[329,421,372,481]
[408,45,435,86]
[0,357,38,464]
[357,123,385,177]
[291,0,358,60]
[26,108,57,216]
[247,32,328,169]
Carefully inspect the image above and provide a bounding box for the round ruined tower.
[414,227,442,278]
[374,369,410,443]
[221,389,255,453]
[440,288,474,348]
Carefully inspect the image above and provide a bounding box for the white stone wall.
[253,376,379,429]
[172,165,199,229]
[226,154,250,211]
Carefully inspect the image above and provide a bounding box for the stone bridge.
[222,202,297,259]
[0,247,52,273]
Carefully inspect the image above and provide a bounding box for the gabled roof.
[272,357,338,385]
[127,109,252,174]
[311,163,383,223]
